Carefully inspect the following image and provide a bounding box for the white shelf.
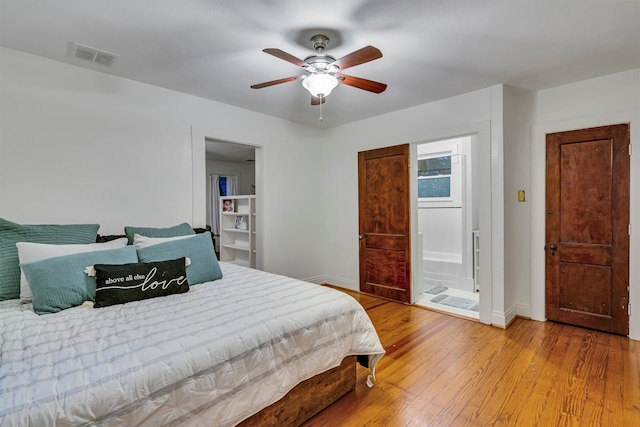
[222,228,250,234]
[222,243,250,251]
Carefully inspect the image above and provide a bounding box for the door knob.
[359,234,364,240]
[549,244,557,256]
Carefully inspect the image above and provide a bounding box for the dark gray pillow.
[123,222,195,244]
[93,257,189,308]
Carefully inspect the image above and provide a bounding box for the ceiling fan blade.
[250,76,300,89]
[263,48,306,67]
[311,96,326,105]
[337,74,387,94]
[331,46,382,70]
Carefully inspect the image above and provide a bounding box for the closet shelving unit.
[219,195,256,268]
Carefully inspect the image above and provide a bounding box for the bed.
[0,221,385,426]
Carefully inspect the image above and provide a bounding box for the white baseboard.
[514,303,532,320]
[303,274,358,291]
[302,275,326,285]
[492,303,530,328]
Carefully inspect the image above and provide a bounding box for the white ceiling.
[1,0,639,129]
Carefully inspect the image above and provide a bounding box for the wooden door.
[545,124,630,335]
[358,144,411,303]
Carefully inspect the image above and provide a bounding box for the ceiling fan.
[250,34,387,105]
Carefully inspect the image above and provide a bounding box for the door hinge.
[630,223,632,236]
[629,302,631,316]
[630,143,633,156]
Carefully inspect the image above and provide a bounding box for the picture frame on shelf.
[234,216,244,229]
[222,199,234,212]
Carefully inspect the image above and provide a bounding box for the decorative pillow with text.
[92,258,189,308]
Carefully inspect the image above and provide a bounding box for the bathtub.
[422,251,475,293]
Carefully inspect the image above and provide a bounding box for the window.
[418,156,452,198]
[417,137,468,208]
[218,176,228,196]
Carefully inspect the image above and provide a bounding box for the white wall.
[206,159,255,196]
[419,209,462,259]
[503,86,535,320]
[3,45,637,336]
[527,68,640,339]
[319,88,498,325]
[191,125,327,279]
[0,47,325,281]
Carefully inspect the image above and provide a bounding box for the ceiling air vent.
[71,42,119,67]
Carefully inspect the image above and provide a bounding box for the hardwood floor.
[303,290,640,426]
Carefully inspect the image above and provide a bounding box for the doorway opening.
[413,135,479,320]
[358,144,412,303]
[205,139,259,264]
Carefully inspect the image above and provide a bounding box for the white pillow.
[132,233,195,249]
[17,238,128,303]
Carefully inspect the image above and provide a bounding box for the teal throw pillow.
[21,246,138,315]
[124,222,195,244]
[136,232,222,285]
[0,218,100,301]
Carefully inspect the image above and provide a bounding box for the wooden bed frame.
[238,355,356,426]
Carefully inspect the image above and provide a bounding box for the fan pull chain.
[319,98,323,122]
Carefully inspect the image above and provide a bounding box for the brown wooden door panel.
[364,233,407,250]
[545,124,630,335]
[358,144,411,303]
[558,243,612,265]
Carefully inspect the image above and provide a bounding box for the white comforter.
[0,262,384,426]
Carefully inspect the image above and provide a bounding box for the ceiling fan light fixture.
[302,73,339,97]
[251,36,386,103]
